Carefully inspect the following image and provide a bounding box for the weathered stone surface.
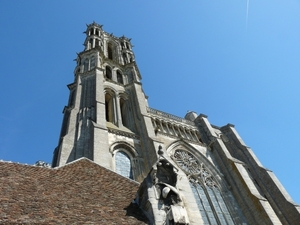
[13,22,300,224]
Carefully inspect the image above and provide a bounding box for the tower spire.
[52,22,156,182]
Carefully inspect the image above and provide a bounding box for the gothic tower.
[52,22,300,225]
[52,22,159,181]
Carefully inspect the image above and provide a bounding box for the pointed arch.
[104,88,116,123]
[110,141,138,157]
[166,140,222,183]
[115,151,133,179]
[110,142,138,180]
[120,98,128,127]
[167,140,237,225]
[118,92,131,129]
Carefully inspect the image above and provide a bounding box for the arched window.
[83,59,89,72]
[115,151,133,179]
[105,66,112,80]
[107,43,113,60]
[173,149,235,225]
[117,71,123,84]
[105,92,114,123]
[120,98,128,128]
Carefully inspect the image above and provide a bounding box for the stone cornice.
[108,127,139,139]
[157,131,206,147]
[147,107,196,127]
[157,131,207,147]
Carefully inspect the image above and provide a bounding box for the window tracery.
[173,149,235,225]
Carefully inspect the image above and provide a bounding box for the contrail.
[246,0,249,29]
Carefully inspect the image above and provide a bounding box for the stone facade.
[52,22,300,224]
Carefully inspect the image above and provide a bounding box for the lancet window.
[117,71,123,84]
[82,56,97,72]
[123,53,128,64]
[173,149,235,225]
[107,43,113,60]
[90,28,95,36]
[105,66,112,80]
[115,150,133,179]
[105,92,114,123]
[120,98,128,128]
[104,89,131,130]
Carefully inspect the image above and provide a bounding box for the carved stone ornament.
[173,149,218,188]
[153,158,189,224]
[34,160,51,168]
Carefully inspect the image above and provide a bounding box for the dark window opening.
[117,71,123,84]
[89,39,93,49]
[105,93,114,123]
[129,55,133,62]
[123,53,127,64]
[108,44,113,60]
[120,98,128,128]
[106,66,112,79]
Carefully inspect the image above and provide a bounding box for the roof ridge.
[55,157,140,185]
[0,159,52,169]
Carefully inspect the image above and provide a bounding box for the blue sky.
[0,1,299,204]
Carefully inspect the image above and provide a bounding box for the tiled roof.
[0,158,149,224]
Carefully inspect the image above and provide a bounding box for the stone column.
[166,123,172,135]
[115,94,123,127]
[182,127,189,139]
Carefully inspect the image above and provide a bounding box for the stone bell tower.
[52,22,300,225]
[52,22,158,181]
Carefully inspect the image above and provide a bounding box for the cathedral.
[1,22,299,224]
